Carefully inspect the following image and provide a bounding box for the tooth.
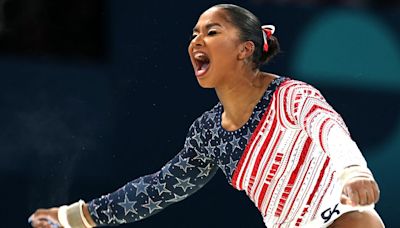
[194,52,206,59]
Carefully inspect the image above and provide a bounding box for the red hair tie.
[261,25,275,52]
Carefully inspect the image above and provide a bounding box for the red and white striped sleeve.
[288,81,368,170]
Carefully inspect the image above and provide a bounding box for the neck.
[215,69,276,131]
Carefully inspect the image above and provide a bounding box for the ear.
[238,41,255,60]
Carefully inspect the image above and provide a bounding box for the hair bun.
[260,35,280,65]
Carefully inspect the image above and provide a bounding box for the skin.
[29,6,383,228]
[189,7,276,132]
[29,204,96,228]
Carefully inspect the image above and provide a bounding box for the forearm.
[323,123,368,170]
[87,148,217,226]
[86,118,216,226]
[88,164,217,226]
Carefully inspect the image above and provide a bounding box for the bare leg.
[328,210,384,228]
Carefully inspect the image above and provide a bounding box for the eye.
[207,30,218,36]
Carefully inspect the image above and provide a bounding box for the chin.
[197,81,214,89]
[196,78,216,89]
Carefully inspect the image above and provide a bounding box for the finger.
[365,187,374,205]
[366,180,379,205]
[358,187,368,205]
[31,219,51,228]
[347,186,360,206]
[31,217,60,228]
[32,209,51,221]
[341,193,352,205]
[372,181,380,203]
[40,219,57,228]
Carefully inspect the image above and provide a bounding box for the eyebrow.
[192,22,222,33]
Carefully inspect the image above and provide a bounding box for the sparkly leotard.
[88,77,369,227]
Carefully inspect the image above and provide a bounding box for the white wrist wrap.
[338,166,374,185]
[58,200,92,228]
[58,205,71,228]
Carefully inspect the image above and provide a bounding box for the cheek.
[212,43,239,66]
[212,38,238,56]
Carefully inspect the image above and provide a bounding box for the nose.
[191,33,204,47]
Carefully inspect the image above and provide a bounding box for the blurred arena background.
[0,0,398,227]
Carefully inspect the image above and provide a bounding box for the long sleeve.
[87,118,218,226]
[288,82,367,170]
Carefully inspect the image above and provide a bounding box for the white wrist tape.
[58,205,71,228]
[78,200,93,228]
[58,200,92,228]
[338,166,374,185]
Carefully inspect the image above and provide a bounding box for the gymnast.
[29,4,384,227]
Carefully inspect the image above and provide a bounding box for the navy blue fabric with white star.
[88,77,287,226]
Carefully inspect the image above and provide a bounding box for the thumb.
[340,193,353,205]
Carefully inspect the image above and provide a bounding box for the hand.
[29,207,61,228]
[340,177,380,206]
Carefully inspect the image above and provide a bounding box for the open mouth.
[193,52,210,77]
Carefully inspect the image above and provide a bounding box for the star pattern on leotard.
[153,179,171,195]
[132,177,150,196]
[174,155,195,173]
[111,214,127,224]
[231,136,242,151]
[226,157,239,176]
[173,177,196,192]
[217,141,227,156]
[143,197,163,214]
[190,125,202,147]
[166,193,188,203]
[161,163,173,179]
[118,193,138,216]
[196,163,214,178]
[90,202,101,219]
[192,152,212,164]
[88,77,286,226]
[209,127,219,139]
[204,141,214,155]
[101,200,114,224]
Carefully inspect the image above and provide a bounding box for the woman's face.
[188,7,243,88]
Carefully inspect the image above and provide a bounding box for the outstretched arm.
[88,146,218,226]
[30,117,218,227]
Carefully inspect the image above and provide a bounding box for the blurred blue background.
[0,0,398,227]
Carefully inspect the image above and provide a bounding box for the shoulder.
[262,76,315,97]
[199,103,220,129]
[275,78,324,99]
[189,103,220,131]
[277,78,311,90]
[273,78,328,123]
